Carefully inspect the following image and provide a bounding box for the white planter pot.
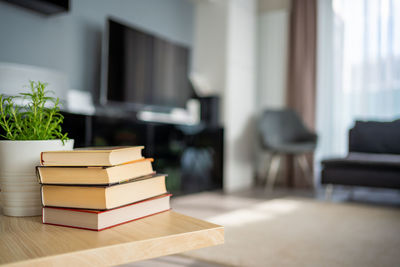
[0,139,74,216]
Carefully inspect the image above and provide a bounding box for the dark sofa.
[321,120,400,192]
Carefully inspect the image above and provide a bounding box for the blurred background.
[0,0,399,266]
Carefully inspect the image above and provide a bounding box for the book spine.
[40,185,44,207]
[35,166,42,184]
[40,152,44,166]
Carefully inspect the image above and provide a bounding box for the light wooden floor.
[122,187,400,267]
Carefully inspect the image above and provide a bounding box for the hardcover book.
[40,146,144,166]
[42,194,171,231]
[41,174,167,210]
[37,158,154,185]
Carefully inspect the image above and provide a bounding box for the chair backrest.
[259,109,311,149]
[349,119,400,154]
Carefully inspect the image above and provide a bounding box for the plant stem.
[0,98,14,139]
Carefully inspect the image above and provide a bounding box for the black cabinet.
[62,111,223,195]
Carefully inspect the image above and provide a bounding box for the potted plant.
[0,81,74,216]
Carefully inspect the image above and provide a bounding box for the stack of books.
[36,146,171,231]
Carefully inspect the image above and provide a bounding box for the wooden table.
[0,211,224,266]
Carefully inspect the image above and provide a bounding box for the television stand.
[62,111,224,196]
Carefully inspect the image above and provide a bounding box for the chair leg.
[266,154,281,192]
[325,184,334,201]
[260,153,273,186]
[296,154,313,187]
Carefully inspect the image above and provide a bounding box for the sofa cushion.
[322,152,400,168]
[321,167,400,189]
[349,120,400,154]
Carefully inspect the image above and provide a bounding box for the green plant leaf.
[0,81,69,141]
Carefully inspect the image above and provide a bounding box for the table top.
[0,211,224,266]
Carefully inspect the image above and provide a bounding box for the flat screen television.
[101,18,192,111]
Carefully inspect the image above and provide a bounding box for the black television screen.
[104,19,192,110]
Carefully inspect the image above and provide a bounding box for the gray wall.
[0,0,194,95]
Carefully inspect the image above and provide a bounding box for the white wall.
[192,0,290,192]
[0,0,194,94]
[223,0,257,192]
[191,1,228,96]
[257,10,289,110]
[257,0,290,111]
[192,0,257,192]
[255,0,291,181]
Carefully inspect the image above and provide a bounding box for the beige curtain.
[287,0,317,130]
[286,0,317,188]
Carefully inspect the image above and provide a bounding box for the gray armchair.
[259,109,317,190]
